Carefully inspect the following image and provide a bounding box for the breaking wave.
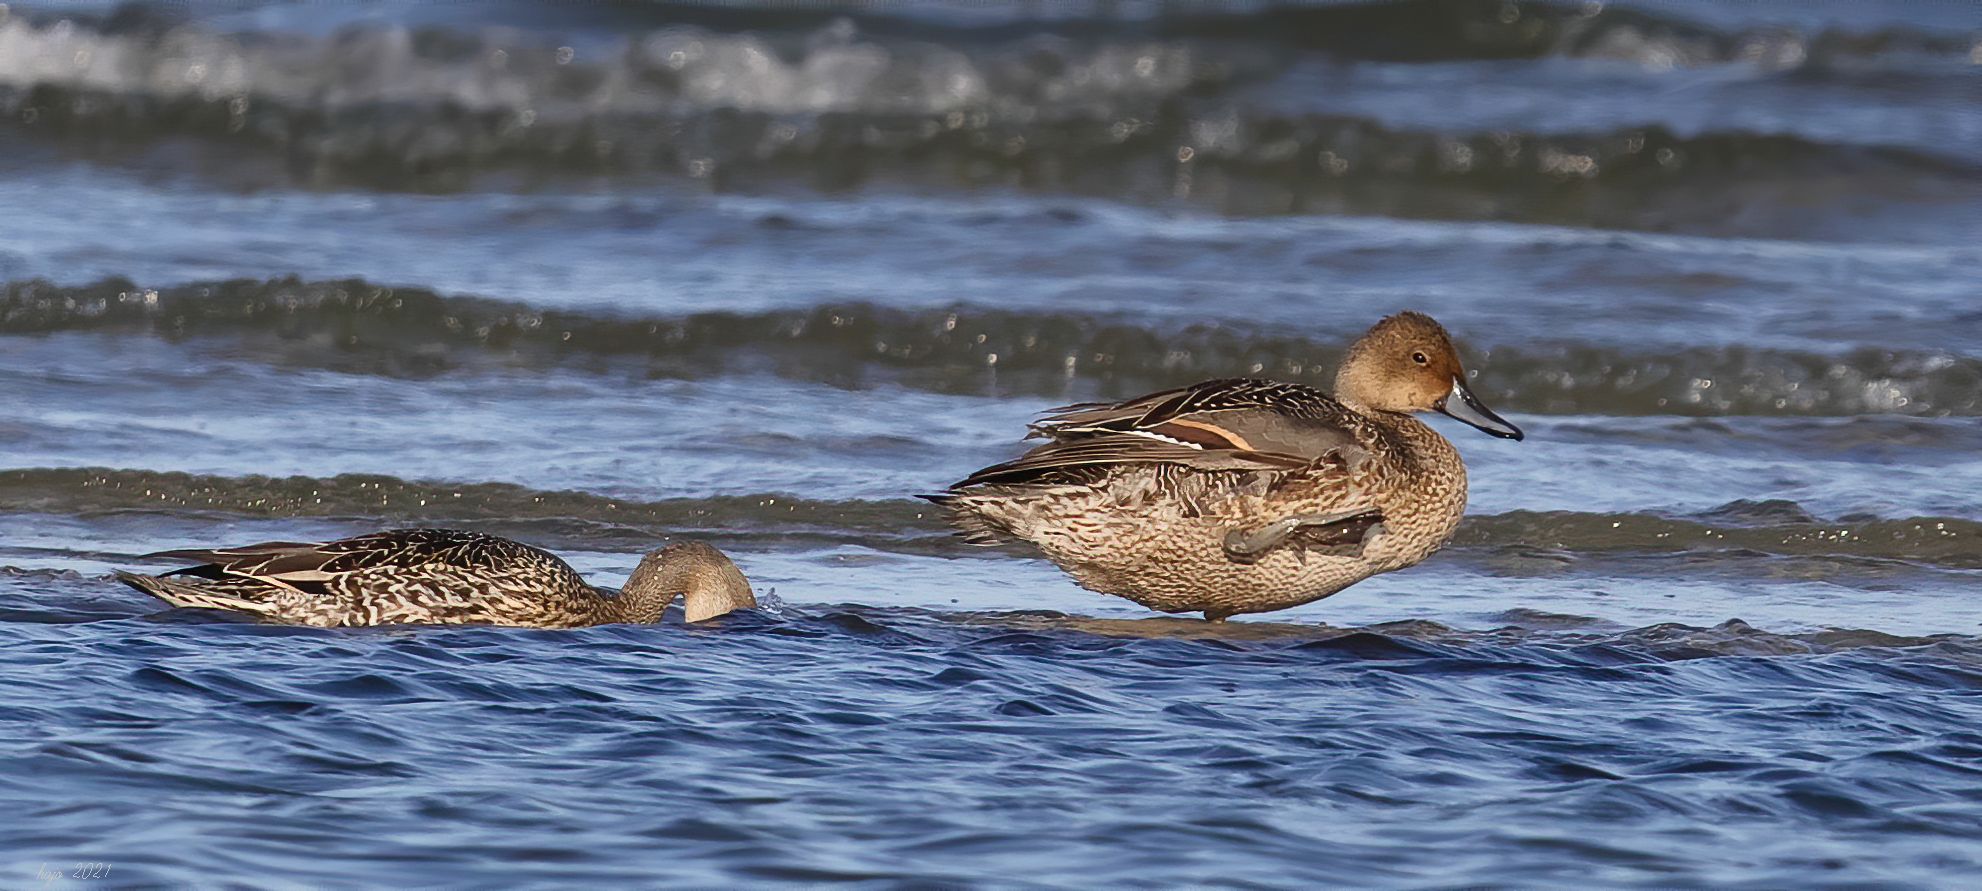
[0,4,1973,229]
[5,277,1977,417]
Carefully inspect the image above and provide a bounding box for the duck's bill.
[1437,378,1524,441]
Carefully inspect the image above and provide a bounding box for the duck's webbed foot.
[1221,509,1385,564]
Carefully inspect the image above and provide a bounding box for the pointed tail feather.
[141,542,318,563]
[113,571,281,615]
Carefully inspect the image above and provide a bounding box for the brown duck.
[927,312,1522,620]
[115,528,756,628]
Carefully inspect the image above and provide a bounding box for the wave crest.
[6,277,1978,417]
[0,6,1972,231]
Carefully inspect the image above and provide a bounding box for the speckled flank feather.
[932,314,1520,620]
[116,528,756,628]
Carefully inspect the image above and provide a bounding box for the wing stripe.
[1153,418,1255,451]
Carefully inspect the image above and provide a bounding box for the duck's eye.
[1411,351,1429,366]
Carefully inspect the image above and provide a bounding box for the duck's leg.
[1221,509,1384,564]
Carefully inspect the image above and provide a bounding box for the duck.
[114,528,756,628]
[925,311,1522,621]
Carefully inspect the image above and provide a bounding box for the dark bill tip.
[1437,379,1524,441]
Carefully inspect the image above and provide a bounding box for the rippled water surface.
[3,0,1982,887]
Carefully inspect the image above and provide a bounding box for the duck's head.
[1333,311,1523,441]
[622,541,757,623]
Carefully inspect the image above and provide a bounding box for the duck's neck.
[1400,411,1465,473]
[611,566,681,624]
[611,543,756,624]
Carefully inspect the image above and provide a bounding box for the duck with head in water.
[926,311,1523,621]
[115,529,756,628]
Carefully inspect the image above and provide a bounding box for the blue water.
[3,0,1982,887]
[8,598,1982,888]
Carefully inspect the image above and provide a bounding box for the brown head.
[619,541,757,623]
[1332,311,1523,440]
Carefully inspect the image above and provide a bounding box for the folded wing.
[145,528,577,593]
[957,378,1368,488]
